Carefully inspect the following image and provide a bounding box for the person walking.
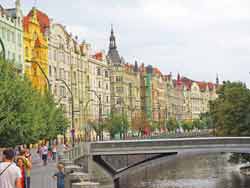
[41,144,48,166]
[16,158,26,188]
[53,163,65,188]
[19,149,32,188]
[52,144,57,161]
[0,149,22,188]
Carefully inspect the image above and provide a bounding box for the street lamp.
[56,78,75,147]
[0,37,5,61]
[26,60,51,91]
[88,89,103,141]
[83,99,95,141]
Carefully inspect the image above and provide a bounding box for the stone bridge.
[63,137,250,187]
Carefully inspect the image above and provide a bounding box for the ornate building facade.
[108,27,141,123]
[23,8,49,91]
[0,0,23,71]
[86,52,111,122]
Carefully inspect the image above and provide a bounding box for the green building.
[0,0,23,72]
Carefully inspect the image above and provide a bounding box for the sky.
[2,0,250,84]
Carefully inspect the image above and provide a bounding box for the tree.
[210,81,250,136]
[105,112,129,139]
[131,113,150,137]
[209,81,250,162]
[200,112,213,129]
[0,58,69,147]
[181,120,193,132]
[166,117,178,132]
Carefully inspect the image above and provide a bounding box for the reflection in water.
[118,153,250,188]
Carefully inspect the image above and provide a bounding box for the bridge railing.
[116,130,211,141]
[62,142,89,161]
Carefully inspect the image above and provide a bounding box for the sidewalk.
[31,160,57,188]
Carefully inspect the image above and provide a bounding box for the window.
[106,96,109,103]
[98,81,101,88]
[33,66,37,76]
[106,84,109,90]
[7,30,10,41]
[60,86,66,97]
[18,33,21,47]
[12,32,15,43]
[117,98,121,105]
[59,68,64,79]
[33,32,38,40]
[54,67,57,78]
[105,70,108,78]
[97,68,101,76]
[18,55,21,64]
[54,50,57,61]
[49,65,52,77]
[116,76,122,82]
[2,28,6,39]
[54,85,57,95]
[116,87,123,93]
[74,72,76,82]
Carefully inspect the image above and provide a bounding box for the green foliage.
[210,81,250,136]
[181,120,194,131]
[166,117,178,132]
[104,112,129,139]
[199,112,214,129]
[0,59,69,147]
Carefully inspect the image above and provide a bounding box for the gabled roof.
[92,52,104,61]
[26,8,50,34]
[23,16,29,32]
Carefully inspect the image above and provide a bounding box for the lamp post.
[0,37,5,61]
[88,89,102,141]
[26,60,51,91]
[83,99,95,141]
[56,78,75,147]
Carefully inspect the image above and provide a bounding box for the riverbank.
[240,165,250,176]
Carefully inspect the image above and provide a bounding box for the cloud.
[2,0,250,85]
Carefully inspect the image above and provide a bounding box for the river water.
[118,153,250,188]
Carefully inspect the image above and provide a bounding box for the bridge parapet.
[90,137,250,155]
[63,143,89,161]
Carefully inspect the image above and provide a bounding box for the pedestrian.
[0,149,22,188]
[53,163,65,188]
[23,149,32,188]
[41,144,48,166]
[16,158,26,188]
[52,144,57,161]
[37,145,41,159]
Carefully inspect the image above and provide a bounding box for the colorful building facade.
[108,27,141,123]
[23,8,49,91]
[0,0,23,72]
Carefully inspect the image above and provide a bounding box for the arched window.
[25,47,29,57]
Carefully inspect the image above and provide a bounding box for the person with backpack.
[0,149,22,188]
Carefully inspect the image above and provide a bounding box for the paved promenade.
[30,149,59,188]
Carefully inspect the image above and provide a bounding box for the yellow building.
[23,8,49,91]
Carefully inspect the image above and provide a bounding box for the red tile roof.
[92,52,103,61]
[23,16,29,32]
[26,8,50,34]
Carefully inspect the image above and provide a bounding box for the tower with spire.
[107,25,121,65]
[216,74,219,85]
